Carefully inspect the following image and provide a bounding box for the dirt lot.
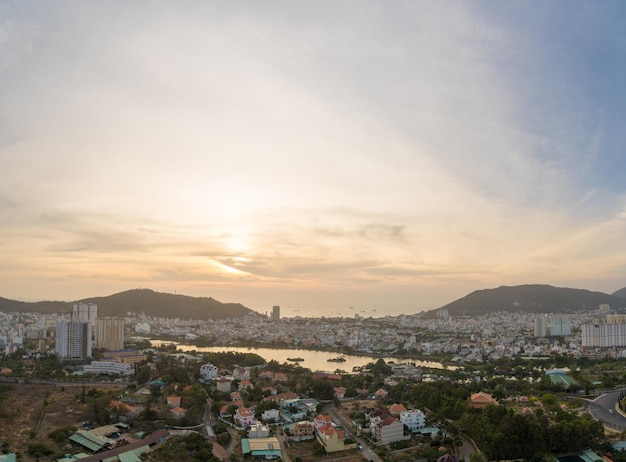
[0,381,125,461]
[286,439,368,462]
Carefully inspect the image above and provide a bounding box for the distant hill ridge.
[428,284,626,316]
[2,284,626,319]
[0,288,258,320]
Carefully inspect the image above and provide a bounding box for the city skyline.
[1,2,626,315]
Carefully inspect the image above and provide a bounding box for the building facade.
[582,323,626,348]
[95,317,124,351]
[55,319,92,362]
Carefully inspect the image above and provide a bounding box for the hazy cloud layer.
[1,1,625,313]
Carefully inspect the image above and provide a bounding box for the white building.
[399,409,425,433]
[550,316,571,337]
[371,416,405,444]
[200,363,219,381]
[134,323,151,334]
[534,316,547,337]
[55,319,92,362]
[582,323,626,347]
[83,361,134,376]
[73,303,98,326]
[261,409,280,423]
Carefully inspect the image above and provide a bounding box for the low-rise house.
[291,421,315,438]
[314,414,332,428]
[333,386,346,399]
[216,378,233,393]
[387,403,407,416]
[200,362,219,381]
[239,379,253,391]
[273,372,288,383]
[470,392,498,408]
[170,406,186,419]
[399,409,425,432]
[233,367,251,381]
[374,389,388,399]
[258,371,274,380]
[264,386,278,395]
[234,406,256,428]
[261,408,280,423]
[371,416,404,445]
[166,396,181,408]
[316,422,357,453]
[248,423,270,438]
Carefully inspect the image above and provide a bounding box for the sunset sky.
[1,2,626,316]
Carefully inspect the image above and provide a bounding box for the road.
[327,405,383,462]
[585,388,626,431]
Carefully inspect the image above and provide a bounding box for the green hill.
[0,289,259,320]
[427,284,624,316]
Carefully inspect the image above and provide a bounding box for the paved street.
[585,389,626,431]
[327,405,383,462]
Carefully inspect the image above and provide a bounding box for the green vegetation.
[142,432,219,461]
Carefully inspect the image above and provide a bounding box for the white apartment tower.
[55,319,92,362]
[549,316,571,336]
[582,322,626,348]
[534,316,547,337]
[72,303,98,325]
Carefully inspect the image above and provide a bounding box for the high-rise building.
[271,306,280,321]
[55,319,92,362]
[534,316,547,337]
[549,316,571,336]
[582,322,626,347]
[72,303,98,325]
[95,317,125,351]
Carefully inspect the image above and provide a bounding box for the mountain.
[428,284,625,316]
[612,287,626,299]
[0,289,259,320]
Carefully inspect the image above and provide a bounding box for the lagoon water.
[149,341,451,372]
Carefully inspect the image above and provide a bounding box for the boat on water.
[327,356,347,362]
[287,357,304,362]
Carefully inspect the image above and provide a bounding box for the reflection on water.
[148,341,455,372]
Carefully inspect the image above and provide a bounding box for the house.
[248,423,270,438]
[261,409,280,423]
[233,367,251,381]
[239,379,253,391]
[273,372,288,383]
[399,409,426,432]
[216,378,233,393]
[316,423,357,453]
[291,421,315,438]
[374,389,388,399]
[371,416,404,444]
[264,386,278,395]
[234,407,256,428]
[258,371,274,380]
[199,362,219,381]
[333,386,346,399]
[470,392,498,408]
[314,414,333,428]
[166,396,181,408]
[387,403,407,416]
[170,407,186,419]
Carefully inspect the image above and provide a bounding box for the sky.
[1,1,626,317]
